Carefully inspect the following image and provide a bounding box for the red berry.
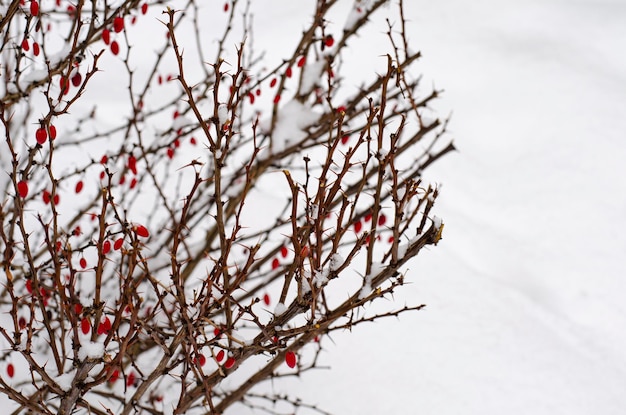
[110,40,119,55]
[100,155,108,164]
[297,56,306,67]
[49,125,57,140]
[224,357,235,369]
[35,127,47,144]
[30,0,39,16]
[18,316,27,330]
[79,258,87,269]
[280,246,288,258]
[113,237,124,250]
[270,78,277,88]
[223,2,229,12]
[216,349,225,362]
[81,317,90,334]
[285,351,297,368]
[378,214,387,226]
[354,220,362,233]
[42,190,51,204]
[71,72,82,87]
[248,92,255,104]
[74,304,83,314]
[194,354,206,366]
[285,67,292,78]
[263,293,270,306]
[21,38,29,51]
[190,137,197,145]
[273,94,281,104]
[53,194,59,205]
[129,178,137,189]
[364,212,372,222]
[7,363,15,378]
[341,135,350,145]
[17,181,29,198]
[59,76,69,94]
[102,240,111,255]
[167,148,174,159]
[75,180,83,193]
[126,372,135,387]
[97,316,112,335]
[113,16,124,33]
[324,35,334,48]
[102,29,110,45]
[33,42,40,56]
[128,155,137,174]
[135,225,149,238]
[109,369,119,383]
[271,258,279,270]
[141,3,148,14]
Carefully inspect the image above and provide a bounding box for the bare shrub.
[0,0,453,413]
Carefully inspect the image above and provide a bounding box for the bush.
[0,0,453,413]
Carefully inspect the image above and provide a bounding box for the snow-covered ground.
[254,1,626,413]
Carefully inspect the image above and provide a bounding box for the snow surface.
[77,341,105,361]
[249,1,626,414]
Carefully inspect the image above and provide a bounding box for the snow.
[217,104,228,126]
[260,99,320,153]
[329,253,344,271]
[313,268,329,288]
[343,0,372,32]
[252,1,626,414]
[18,69,48,90]
[274,302,287,316]
[77,341,105,361]
[358,272,373,300]
[432,215,442,229]
[299,59,326,95]
[54,371,75,392]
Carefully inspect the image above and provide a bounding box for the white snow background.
[246,1,626,414]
